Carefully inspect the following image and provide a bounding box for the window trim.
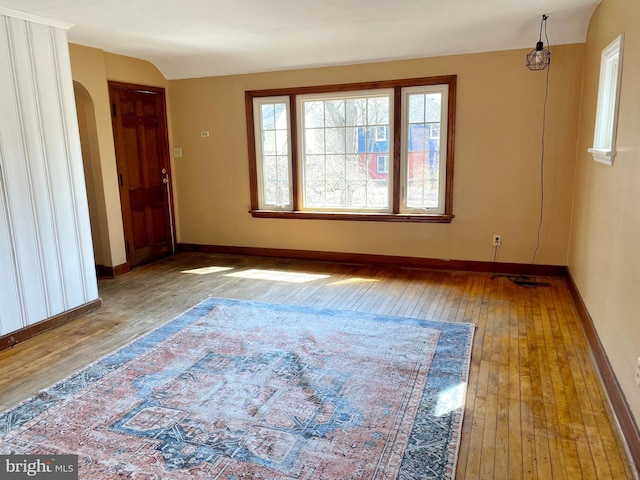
[245,76,456,223]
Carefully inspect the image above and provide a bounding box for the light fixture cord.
[538,14,548,43]
[527,18,550,271]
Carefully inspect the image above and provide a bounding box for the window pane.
[345,181,366,207]
[326,155,346,180]
[261,104,275,129]
[325,100,345,127]
[304,101,325,128]
[346,98,366,126]
[408,124,426,153]
[425,93,442,122]
[263,156,277,180]
[277,156,289,181]
[325,180,344,206]
[305,155,325,178]
[304,181,325,206]
[367,179,389,207]
[305,128,325,155]
[403,88,444,211]
[345,127,359,153]
[264,180,290,206]
[346,154,363,180]
[274,103,287,127]
[301,92,391,210]
[325,127,346,154]
[262,130,276,155]
[604,55,619,149]
[367,96,389,125]
[256,99,291,209]
[406,151,439,209]
[408,94,425,123]
[590,34,623,163]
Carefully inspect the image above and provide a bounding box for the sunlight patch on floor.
[224,269,330,283]
[181,266,234,275]
[328,277,379,286]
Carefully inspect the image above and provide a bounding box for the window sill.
[588,147,615,165]
[249,210,454,223]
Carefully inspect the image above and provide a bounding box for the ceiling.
[1,0,599,80]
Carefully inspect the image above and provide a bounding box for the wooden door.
[109,82,174,268]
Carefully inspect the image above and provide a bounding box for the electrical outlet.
[492,234,502,247]
[636,357,640,386]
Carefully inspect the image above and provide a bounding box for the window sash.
[253,96,293,210]
[297,90,393,213]
[400,85,448,214]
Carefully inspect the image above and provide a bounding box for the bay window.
[246,76,456,222]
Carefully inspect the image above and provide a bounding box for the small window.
[375,125,388,142]
[376,155,389,173]
[588,34,624,165]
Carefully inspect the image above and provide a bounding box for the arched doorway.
[73,81,109,270]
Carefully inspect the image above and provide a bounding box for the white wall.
[0,9,98,335]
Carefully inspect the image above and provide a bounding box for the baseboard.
[177,243,567,277]
[96,262,130,278]
[565,272,640,477]
[0,299,103,352]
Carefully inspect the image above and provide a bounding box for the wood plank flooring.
[0,252,633,479]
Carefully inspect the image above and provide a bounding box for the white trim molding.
[0,7,73,29]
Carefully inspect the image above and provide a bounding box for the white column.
[0,8,98,335]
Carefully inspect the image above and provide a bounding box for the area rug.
[0,298,474,479]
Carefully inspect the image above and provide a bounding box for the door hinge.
[118,174,123,187]
[125,240,130,254]
[112,103,116,117]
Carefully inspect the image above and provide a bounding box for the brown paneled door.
[109,82,175,268]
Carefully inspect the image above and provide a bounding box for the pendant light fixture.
[526,14,550,71]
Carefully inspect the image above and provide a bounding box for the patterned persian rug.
[0,298,474,479]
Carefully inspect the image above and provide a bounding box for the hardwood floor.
[0,252,633,479]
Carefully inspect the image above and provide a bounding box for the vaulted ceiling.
[1,0,599,79]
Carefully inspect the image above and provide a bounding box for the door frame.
[108,81,176,268]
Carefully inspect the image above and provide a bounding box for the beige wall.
[570,0,640,424]
[169,45,584,265]
[68,44,170,268]
[74,83,105,265]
